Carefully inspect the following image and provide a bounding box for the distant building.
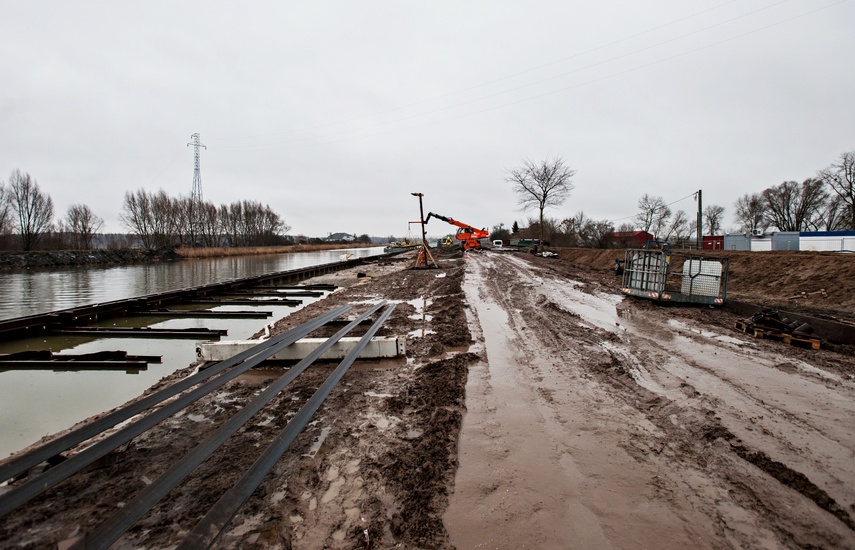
[324,233,356,242]
[611,231,653,248]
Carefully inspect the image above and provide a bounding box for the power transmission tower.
[187,133,207,245]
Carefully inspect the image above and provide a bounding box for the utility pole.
[695,189,703,249]
[187,133,207,245]
[410,192,437,268]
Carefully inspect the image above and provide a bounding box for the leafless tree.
[817,150,855,229]
[120,189,156,249]
[507,156,575,248]
[0,180,14,236]
[663,209,689,241]
[120,189,179,249]
[8,169,54,251]
[703,205,725,235]
[65,204,104,250]
[633,194,671,237]
[579,219,615,248]
[821,195,849,230]
[762,179,828,231]
[733,193,767,233]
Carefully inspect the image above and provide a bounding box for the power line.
[609,191,699,224]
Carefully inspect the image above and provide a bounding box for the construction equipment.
[424,212,488,251]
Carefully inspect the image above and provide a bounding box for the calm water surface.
[0,248,384,458]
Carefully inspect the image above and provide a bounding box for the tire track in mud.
[456,252,855,548]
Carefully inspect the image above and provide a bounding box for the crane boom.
[425,212,488,250]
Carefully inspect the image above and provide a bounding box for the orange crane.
[425,212,488,251]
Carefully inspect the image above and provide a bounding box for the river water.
[0,247,384,459]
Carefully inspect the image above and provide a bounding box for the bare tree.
[65,204,104,250]
[703,205,725,235]
[762,179,828,231]
[0,180,13,235]
[663,209,689,241]
[579,219,615,248]
[8,169,54,251]
[733,193,767,233]
[507,156,575,248]
[120,189,155,249]
[633,194,671,237]
[817,150,855,229]
[120,189,179,249]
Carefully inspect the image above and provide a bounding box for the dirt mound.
[556,247,855,318]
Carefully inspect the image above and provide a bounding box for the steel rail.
[0,305,350,488]
[76,302,388,550]
[0,305,353,517]
[0,305,352,518]
[179,303,397,549]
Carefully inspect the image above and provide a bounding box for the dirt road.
[1,249,853,549]
[447,252,855,549]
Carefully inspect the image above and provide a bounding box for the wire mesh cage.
[621,249,729,305]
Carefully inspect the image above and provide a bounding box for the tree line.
[119,189,291,249]
[0,169,293,251]
[500,150,854,249]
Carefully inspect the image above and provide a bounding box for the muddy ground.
[1,247,854,548]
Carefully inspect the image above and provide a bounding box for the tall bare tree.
[8,169,54,251]
[733,193,767,233]
[633,194,671,237]
[663,209,689,241]
[506,156,575,248]
[0,180,13,235]
[65,204,104,250]
[703,205,725,235]
[762,179,828,231]
[120,189,156,249]
[817,150,855,229]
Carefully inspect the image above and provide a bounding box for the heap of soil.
[556,247,855,318]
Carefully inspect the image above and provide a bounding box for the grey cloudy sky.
[1,0,853,238]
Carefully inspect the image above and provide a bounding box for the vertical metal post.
[696,189,703,250]
[410,192,437,268]
[413,192,427,246]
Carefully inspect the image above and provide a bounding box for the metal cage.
[620,249,729,305]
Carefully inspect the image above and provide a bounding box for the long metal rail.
[76,302,389,549]
[0,306,352,518]
[0,305,350,488]
[180,303,397,549]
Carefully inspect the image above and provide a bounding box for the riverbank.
[0,243,374,269]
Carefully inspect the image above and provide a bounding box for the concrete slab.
[197,336,406,362]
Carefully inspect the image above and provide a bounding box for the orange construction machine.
[425,212,488,251]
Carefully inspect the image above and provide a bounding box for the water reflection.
[0,248,381,320]
[0,247,384,458]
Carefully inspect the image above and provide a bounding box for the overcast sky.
[1,0,853,238]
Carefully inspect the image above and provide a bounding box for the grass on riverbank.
[175,243,376,259]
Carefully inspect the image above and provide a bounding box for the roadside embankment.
[555,246,855,317]
[0,247,181,269]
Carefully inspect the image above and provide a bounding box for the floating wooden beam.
[186,298,301,307]
[129,309,271,319]
[49,327,227,339]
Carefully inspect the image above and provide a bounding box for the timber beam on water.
[128,309,272,319]
[49,327,228,339]
[186,298,302,307]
